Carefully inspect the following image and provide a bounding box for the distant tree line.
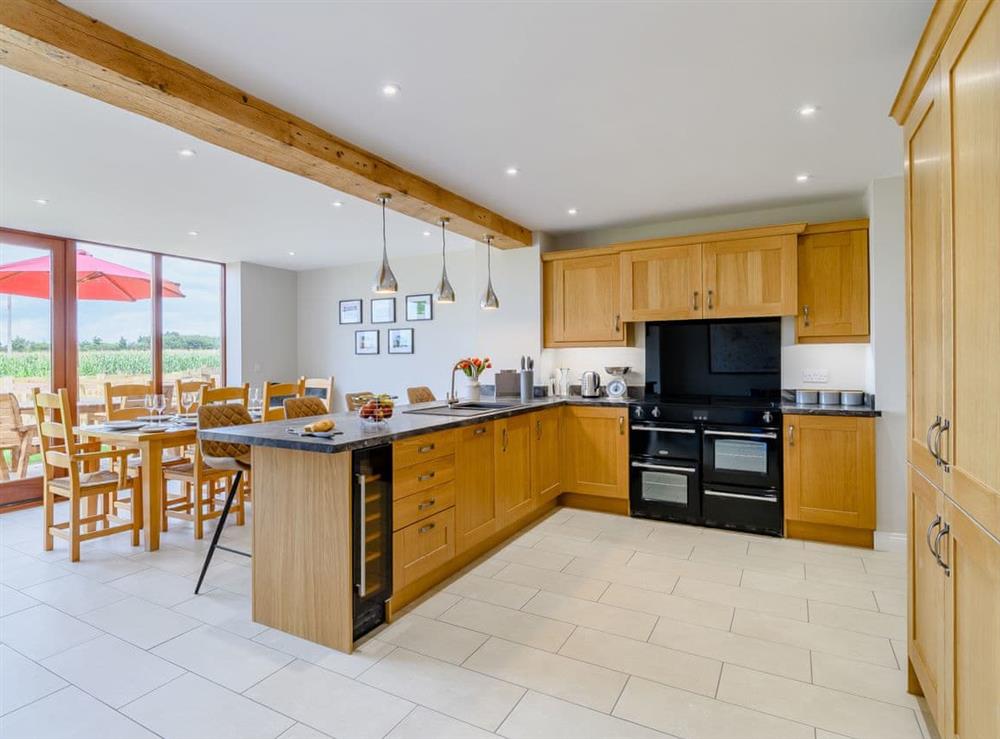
[1,332,220,352]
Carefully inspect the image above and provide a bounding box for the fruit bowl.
[357,394,395,428]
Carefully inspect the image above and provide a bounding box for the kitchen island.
[199,396,631,652]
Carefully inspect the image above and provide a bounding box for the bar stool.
[193,403,253,594]
[283,396,329,419]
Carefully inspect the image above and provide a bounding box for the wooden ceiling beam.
[0,0,534,248]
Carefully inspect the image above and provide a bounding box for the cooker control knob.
[762,411,773,424]
[633,406,644,419]
[651,407,661,419]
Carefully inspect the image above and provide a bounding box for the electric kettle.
[581,371,602,398]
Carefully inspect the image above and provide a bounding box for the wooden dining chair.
[261,380,304,422]
[33,388,141,561]
[0,393,37,480]
[299,376,335,411]
[104,381,153,421]
[406,386,436,404]
[200,384,250,407]
[283,396,329,419]
[345,392,374,412]
[162,433,245,540]
[174,377,215,413]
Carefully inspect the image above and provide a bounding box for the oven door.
[629,458,701,524]
[702,483,782,537]
[629,422,700,462]
[702,425,781,489]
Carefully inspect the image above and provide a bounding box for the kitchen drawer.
[393,481,455,531]
[393,508,455,591]
[394,429,456,470]
[394,454,455,500]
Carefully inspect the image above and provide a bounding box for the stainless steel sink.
[404,401,524,417]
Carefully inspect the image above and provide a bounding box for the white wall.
[780,319,874,392]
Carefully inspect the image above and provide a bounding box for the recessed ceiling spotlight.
[422,230,432,237]
[332,201,343,208]
[798,105,818,117]
[796,174,811,183]
[187,230,199,237]
[505,166,519,176]
[33,198,49,206]
[177,147,197,158]
[381,83,401,97]
[288,251,296,256]
[567,207,578,215]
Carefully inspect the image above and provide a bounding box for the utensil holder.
[519,370,534,403]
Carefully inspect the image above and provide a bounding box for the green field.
[0,349,220,377]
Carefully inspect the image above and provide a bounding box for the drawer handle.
[925,515,942,559]
[933,523,950,576]
[417,471,436,482]
[418,443,435,454]
[692,290,699,311]
[474,427,487,436]
[419,522,436,534]
[418,498,436,510]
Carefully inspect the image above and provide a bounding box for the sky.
[0,240,222,345]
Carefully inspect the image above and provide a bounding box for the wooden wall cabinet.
[561,406,628,499]
[495,414,534,527]
[543,255,625,347]
[796,222,870,343]
[454,422,496,554]
[530,408,562,504]
[621,244,703,321]
[783,414,875,547]
[702,234,797,318]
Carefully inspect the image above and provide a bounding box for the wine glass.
[144,393,155,418]
[250,387,262,414]
[153,393,167,421]
[182,391,195,415]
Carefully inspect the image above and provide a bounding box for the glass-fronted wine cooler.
[352,445,392,639]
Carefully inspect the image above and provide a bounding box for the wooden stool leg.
[70,495,81,562]
[131,477,142,547]
[43,485,54,551]
[194,481,205,540]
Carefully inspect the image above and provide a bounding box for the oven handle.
[703,429,777,440]
[704,488,778,503]
[631,461,697,474]
[631,425,697,434]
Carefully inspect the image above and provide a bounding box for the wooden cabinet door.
[904,61,948,489]
[797,226,869,341]
[546,255,624,345]
[907,467,945,726]
[495,414,533,527]
[561,406,628,499]
[702,235,797,317]
[940,0,1000,541]
[783,415,875,530]
[454,421,496,554]
[941,498,1000,739]
[620,244,703,321]
[530,408,562,504]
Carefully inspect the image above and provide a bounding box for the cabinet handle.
[619,416,625,435]
[803,304,811,327]
[787,425,795,446]
[502,427,508,452]
[536,419,542,440]
[417,471,436,482]
[692,291,699,310]
[614,314,621,333]
[933,419,950,473]
[418,522,436,534]
[707,289,714,310]
[933,523,950,576]
[418,498,436,510]
[418,443,435,454]
[926,416,942,463]
[474,427,487,436]
[925,514,942,559]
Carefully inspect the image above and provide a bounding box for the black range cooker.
[629,395,783,536]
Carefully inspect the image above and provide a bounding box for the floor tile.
[627,551,742,585]
[173,587,265,638]
[253,628,392,678]
[491,543,575,571]
[409,591,462,618]
[732,609,897,667]
[648,616,812,681]
[875,589,907,616]
[532,534,633,564]
[360,647,524,731]
[111,567,206,607]
[499,690,668,739]
[202,561,252,595]
[124,672,293,739]
[811,651,923,709]
[521,590,657,641]
[493,562,610,600]
[599,582,733,630]
[559,626,720,697]
[152,624,292,691]
[470,558,508,577]
[377,613,488,663]
[278,723,330,739]
[80,596,200,649]
[689,548,806,578]
[0,558,67,589]
[0,644,66,716]
[739,570,878,611]
[563,557,678,593]
[128,544,210,576]
[863,557,907,577]
[1,686,157,739]
[806,563,906,592]
[387,706,497,739]
[613,675,813,739]
[0,604,100,660]
[247,659,413,739]
[42,634,183,708]
[594,531,694,559]
[464,637,627,712]
[0,584,37,617]
[438,596,574,651]
[674,576,808,620]
[717,663,923,739]
[891,639,907,671]
[808,600,907,639]
[57,551,149,583]
[22,573,128,616]
[444,573,538,609]
[748,540,867,570]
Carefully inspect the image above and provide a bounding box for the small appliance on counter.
[494,369,519,397]
[581,370,602,398]
[604,366,631,400]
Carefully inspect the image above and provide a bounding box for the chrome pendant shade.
[480,234,500,310]
[372,193,398,294]
[434,217,456,303]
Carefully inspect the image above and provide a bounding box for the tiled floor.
[0,503,937,739]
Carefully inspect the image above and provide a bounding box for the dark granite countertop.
[199,395,633,454]
[780,402,881,417]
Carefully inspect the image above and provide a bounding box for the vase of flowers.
[457,356,491,401]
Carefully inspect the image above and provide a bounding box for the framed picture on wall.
[371,297,396,324]
[405,294,433,321]
[354,330,379,355]
[339,299,362,324]
[388,328,414,354]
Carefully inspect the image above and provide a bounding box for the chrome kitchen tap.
[446,361,463,406]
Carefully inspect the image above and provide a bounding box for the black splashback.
[645,318,781,399]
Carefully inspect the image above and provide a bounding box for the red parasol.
[0,250,184,301]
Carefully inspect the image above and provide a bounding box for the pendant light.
[480,234,500,310]
[434,216,456,303]
[372,192,398,293]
